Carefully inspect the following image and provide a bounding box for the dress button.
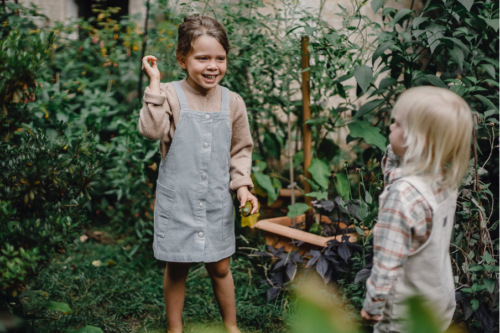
[203,143,209,148]
[201,173,207,180]
[205,114,210,119]
[198,232,204,237]
[199,202,204,207]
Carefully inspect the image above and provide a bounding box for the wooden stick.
[301,36,312,209]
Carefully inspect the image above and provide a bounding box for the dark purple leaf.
[462,297,473,320]
[290,251,304,264]
[455,291,465,303]
[286,262,297,281]
[326,239,339,250]
[338,242,351,263]
[305,250,321,268]
[267,245,285,256]
[316,256,328,280]
[267,287,280,302]
[354,264,373,284]
[341,234,350,243]
[270,271,285,286]
[273,253,288,270]
[260,279,270,285]
[476,303,496,332]
[323,266,332,284]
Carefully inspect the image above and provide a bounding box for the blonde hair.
[392,86,473,190]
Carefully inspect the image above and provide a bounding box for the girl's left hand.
[237,186,259,215]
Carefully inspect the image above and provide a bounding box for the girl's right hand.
[141,55,160,82]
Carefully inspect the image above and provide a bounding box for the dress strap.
[399,175,438,211]
[172,81,190,111]
[220,87,230,114]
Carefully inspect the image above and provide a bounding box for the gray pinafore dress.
[374,176,457,333]
[153,81,235,263]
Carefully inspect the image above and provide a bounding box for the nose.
[207,60,217,70]
[389,123,395,132]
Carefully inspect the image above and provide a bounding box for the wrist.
[149,80,161,94]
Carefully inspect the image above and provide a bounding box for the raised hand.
[141,55,161,94]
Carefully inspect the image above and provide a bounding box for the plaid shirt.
[363,145,448,315]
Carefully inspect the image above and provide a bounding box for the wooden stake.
[301,36,312,208]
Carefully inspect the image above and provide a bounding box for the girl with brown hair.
[139,14,257,333]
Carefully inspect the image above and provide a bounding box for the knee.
[206,263,231,279]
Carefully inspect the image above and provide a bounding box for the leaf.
[267,287,280,302]
[426,24,445,54]
[305,191,328,200]
[355,99,384,119]
[354,263,373,284]
[482,18,499,32]
[45,301,72,314]
[476,95,498,112]
[406,296,442,333]
[481,251,497,264]
[338,243,351,263]
[481,64,497,79]
[393,8,413,26]
[449,47,464,70]
[68,326,104,333]
[308,158,330,189]
[253,172,278,204]
[457,0,473,11]
[372,41,395,65]
[412,16,429,29]
[348,121,387,151]
[287,203,311,218]
[418,74,447,88]
[335,173,350,201]
[357,201,369,220]
[354,65,373,93]
[371,0,385,14]
[470,299,479,312]
[365,192,373,204]
[286,262,297,281]
[483,278,497,294]
[305,250,322,268]
[315,256,328,280]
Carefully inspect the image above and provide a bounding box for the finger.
[250,197,259,214]
[240,195,247,207]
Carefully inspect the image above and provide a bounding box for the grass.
[21,226,291,333]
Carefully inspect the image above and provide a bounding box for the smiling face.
[389,114,407,158]
[177,35,227,94]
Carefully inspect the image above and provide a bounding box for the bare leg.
[205,258,240,333]
[164,262,191,333]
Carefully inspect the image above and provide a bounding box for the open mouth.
[202,74,218,80]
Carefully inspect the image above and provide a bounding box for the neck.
[185,76,216,95]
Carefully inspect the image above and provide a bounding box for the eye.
[198,57,207,61]
[218,57,225,61]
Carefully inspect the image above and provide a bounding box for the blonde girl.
[138,14,258,333]
[361,86,473,332]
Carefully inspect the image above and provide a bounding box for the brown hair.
[175,14,230,60]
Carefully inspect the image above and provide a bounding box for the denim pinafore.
[153,81,235,263]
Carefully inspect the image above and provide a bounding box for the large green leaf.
[308,158,330,189]
[347,121,387,151]
[287,203,311,218]
[406,296,441,333]
[354,65,373,93]
[253,172,278,204]
[335,173,350,200]
[457,0,473,11]
[354,99,384,119]
[372,41,395,65]
[393,8,413,26]
[371,0,385,14]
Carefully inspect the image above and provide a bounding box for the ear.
[177,56,187,70]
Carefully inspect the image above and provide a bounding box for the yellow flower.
[132,45,138,51]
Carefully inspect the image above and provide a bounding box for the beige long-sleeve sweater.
[138,78,254,191]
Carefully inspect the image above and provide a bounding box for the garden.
[0,0,498,332]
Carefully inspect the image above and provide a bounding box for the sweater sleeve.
[138,84,172,140]
[229,93,254,192]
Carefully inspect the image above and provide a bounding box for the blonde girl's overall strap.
[172,81,190,111]
[220,86,230,114]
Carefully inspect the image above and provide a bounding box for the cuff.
[144,90,166,105]
[363,294,386,316]
[230,176,254,193]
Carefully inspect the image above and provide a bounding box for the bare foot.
[225,326,241,333]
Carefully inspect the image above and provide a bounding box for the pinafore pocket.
[154,181,176,238]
